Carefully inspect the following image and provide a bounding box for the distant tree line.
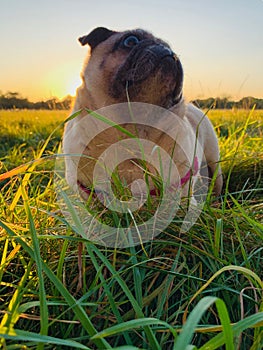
[192,96,263,110]
[0,92,73,110]
[0,91,262,110]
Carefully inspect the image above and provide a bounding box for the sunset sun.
[44,62,82,99]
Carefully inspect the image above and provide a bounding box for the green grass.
[0,108,262,349]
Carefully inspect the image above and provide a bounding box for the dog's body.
[62,27,223,198]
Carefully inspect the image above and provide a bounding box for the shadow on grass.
[223,158,263,198]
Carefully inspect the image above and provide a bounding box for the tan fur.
[63,27,223,197]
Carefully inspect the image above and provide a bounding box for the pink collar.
[150,156,199,195]
[78,156,199,197]
[180,156,199,186]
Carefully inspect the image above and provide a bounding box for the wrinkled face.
[80,27,184,108]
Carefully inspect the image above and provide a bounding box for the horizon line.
[1,90,263,103]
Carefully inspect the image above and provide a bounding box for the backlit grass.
[0,108,262,349]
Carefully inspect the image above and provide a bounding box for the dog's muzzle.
[145,44,175,60]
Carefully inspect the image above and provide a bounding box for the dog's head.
[78,27,184,109]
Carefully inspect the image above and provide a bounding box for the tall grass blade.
[199,312,263,350]
[81,246,133,345]
[0,261,33,329]
[183,265,263,323]
[22,188,49,350]
[85,108,136,138]
[0,220,113,349]
[91,318,177,340]
[0,327,92,349]
[173,296,218,350]
[87,244,161,350]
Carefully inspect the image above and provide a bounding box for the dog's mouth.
[110,41,183,107]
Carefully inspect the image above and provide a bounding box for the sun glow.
[44,62,82,100]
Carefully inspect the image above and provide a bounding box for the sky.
[0,0,262,102]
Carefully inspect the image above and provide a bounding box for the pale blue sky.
[1,0,262,101]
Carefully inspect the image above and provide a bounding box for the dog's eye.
[123,35,140,48]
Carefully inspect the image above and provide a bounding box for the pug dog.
[62,27,223,200]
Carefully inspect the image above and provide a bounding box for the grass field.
[0,108,262,349]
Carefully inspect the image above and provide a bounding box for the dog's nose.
[149,44,175,59]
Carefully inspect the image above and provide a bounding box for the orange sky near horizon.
[1,0,262,102]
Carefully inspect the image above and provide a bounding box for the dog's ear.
[78,27,116,48]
